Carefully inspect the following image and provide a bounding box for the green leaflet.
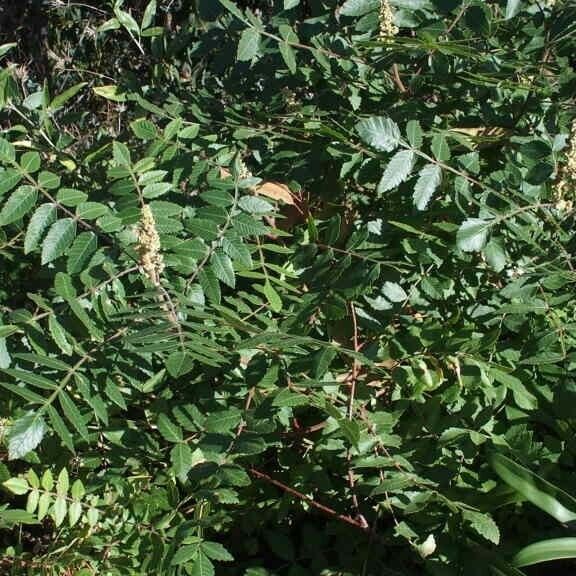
[491,368,537,411]
[0,509,39,527]
[56,188,87,207]
[457,218,493,252]
[278,24,298,73]
[191,551,215,576]
[130,118,157,140]
[340,0,379,16]
[237,28,261,62]
[211,251,235,288]
[356,116,401,153]
[143,182,172,198]
[490,453,576,524]
[54,272,77,300]
[218,0,247,23]
[513,538,576,567]
[222,234,252,267]
[238,196,274,214]
[171,543,201,566]
[24,203,57,254]
[263,281,282,312]
[52,496,67,527]
[0,138,15,162]
[165,350,195,378]
[113,141,131,166]
[38,171,60,189]
[201,541,233,562]
[114,6,140,33]
[279,41,297,74]
[204,409,242,434]
[0,168,22,198]
[41,218,77,264]
[0,337,10,369]
[187,218,219,241]
[50,82,87,110]
[198,268,221,304]
[170,442,193,481]
[67,299,104,341]
[1,368,58,390]
[413,164,442,210]
[142,0,157,29]
[20,151,41,174]
[406,119,423,149]
[76,201,108,220]
[505,0,522,19]
[46,404,75,452]
[431,133,451,161]
[58,390,90,441]
[377,149,415,194]
[462,510,500,545]
[3,477,30,495]
[157,413,183,442]
[8,412,46,460]
[178,124,200,139]
[104,378,126,410]
[14,353,71,372]
[67,232,97,274]
[0,186,38,226]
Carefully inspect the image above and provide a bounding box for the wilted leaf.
[255,181,294,204]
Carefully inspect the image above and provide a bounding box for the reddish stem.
[248,467,369,533]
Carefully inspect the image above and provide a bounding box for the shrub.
[1,1,576,574]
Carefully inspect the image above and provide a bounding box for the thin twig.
[248,467,370,533]
[347,302,360,420]
[391,63,407,94]
[345,302,368,527]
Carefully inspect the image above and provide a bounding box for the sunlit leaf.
[8,413,46,460]
[514,538,576,568]
[41,218,76,264]
[356,116,402,152]
[0,186,38,226]
[457,218,492,252]
[237,28,261,62]
[490,453,576,524]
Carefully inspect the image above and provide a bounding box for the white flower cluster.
[238,158,253,180]
[137,204,164,286]
[554,121,576,213]
[379,0,399,39]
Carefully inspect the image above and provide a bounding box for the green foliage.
[1,0,576,575]
[513,538,576,568]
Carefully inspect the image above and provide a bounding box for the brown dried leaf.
[217,169,295,205]
[219,167,232,179]
[255,181,295,205]
[449,126,510,138]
